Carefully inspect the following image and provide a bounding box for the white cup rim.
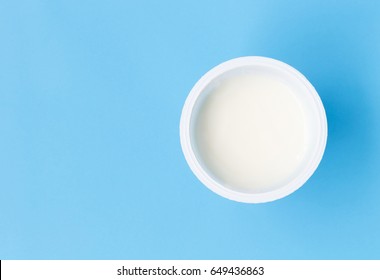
[180,56,328,203]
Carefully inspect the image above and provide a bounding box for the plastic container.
[180,56,327,203]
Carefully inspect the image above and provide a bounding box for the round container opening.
[180,57,327,203]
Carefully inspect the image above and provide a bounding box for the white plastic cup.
[180,56,327,203]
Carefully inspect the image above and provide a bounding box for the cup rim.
[180,56,328,203]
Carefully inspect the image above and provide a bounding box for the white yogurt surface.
[192,73,308,193]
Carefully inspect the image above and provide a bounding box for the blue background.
[1,0,380,259]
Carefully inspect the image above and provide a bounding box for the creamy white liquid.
[193,74,308,193]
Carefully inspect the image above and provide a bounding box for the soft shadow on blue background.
[1,0,380,259]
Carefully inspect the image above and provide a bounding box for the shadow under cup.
[180,57,327,203]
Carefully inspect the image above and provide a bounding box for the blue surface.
[1,0,380,259]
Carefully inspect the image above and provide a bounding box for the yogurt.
[193,74,307,193]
